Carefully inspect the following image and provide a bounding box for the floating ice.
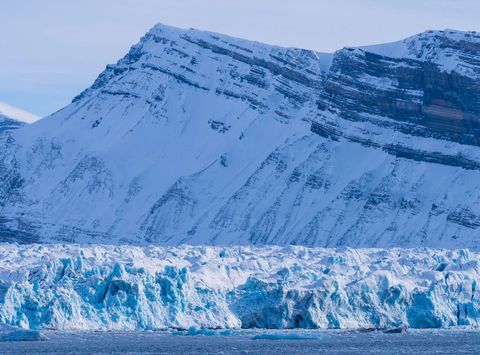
[0,324,46,342]
[253,333,322,340]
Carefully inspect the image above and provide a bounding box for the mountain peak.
[420,28,480,41]
[353,28,480,80]
[73,22,332,104]
[361,28,480,55]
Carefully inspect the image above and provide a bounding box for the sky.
[2,0,480,117]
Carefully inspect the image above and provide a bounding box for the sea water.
[0,330,479,354]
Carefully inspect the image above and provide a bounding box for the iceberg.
[0,243,479,331]
[0,324,46,342]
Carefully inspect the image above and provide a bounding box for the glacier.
[0,243,479,331]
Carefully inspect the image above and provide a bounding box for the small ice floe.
[172,326,221,336]
[253,332,321,340]
[0,324,48,342]
[358,327,408,334]
[173,327,236,337]
[187,326,215,336]
[383,327,408,334]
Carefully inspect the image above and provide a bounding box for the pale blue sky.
[2,0,480,117]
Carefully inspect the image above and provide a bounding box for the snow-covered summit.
[360,29,480,78]
[73,22,332,104]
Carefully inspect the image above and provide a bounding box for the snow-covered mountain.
[1,24,480,248]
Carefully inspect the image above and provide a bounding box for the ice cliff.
[0,243,479,331]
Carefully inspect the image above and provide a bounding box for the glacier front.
[0,243,479,331]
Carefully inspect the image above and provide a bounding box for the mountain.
[1,24,480,249]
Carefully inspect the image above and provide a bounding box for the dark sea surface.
[0,329,479,354]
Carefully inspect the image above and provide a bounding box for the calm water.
[0,330,479,354]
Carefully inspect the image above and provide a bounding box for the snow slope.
[0,243,479,330]
[0,25,480,248]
